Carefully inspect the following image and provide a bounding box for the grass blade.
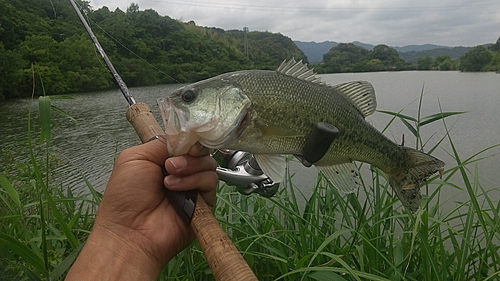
[51,104,78,123]
[0,232,49,277]
[419,111,466,126]
[308,270,347,281]
[377,110,418,122]
[307,228,352,267]
[0,174,21,211]
[400,117,418,138]
[38,96,51,146]
[50,244,84,280]
[29,96,80,249]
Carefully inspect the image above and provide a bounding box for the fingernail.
[164,176,181,186]
[167,157,187,170]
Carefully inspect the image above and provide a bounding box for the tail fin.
[387,148,445,212]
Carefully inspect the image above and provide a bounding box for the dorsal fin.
[333,81,377,117]
[276,59,377,117]
[276,58,325,85]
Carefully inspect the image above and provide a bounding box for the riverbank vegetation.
[1,92,499,280]
[313,39,500,73]
[1,1,500,102]
[0,0,305,100]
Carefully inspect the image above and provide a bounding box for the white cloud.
[88,0,500,46]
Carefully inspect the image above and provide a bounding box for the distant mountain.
[294,41,379,63]
[294,40,469,64]
[294,41,338,63]
[393,44,452,53]
[399,46,471,64]
[351,41,375,51]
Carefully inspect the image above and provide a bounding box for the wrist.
[66,221,163,280]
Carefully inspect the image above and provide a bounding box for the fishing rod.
[68,1,257,280]
[68,0,134,106]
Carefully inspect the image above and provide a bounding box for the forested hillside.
[398,47,470,64]
[313,43,414,73]
[0,0,306,100]
[2,0,498,101]
[312,40,500,74]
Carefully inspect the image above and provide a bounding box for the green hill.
[0,0,306,100]
[294,40,473,65]
[399,47,471,64]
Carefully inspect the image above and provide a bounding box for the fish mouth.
[199,108,250,148]
[235,110,250,137]
[157,97,198,156]
[158,96,251,155]
[158,97,184,135]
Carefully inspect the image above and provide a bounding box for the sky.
[88,0,500,47]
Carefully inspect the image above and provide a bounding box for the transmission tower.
[243,27,249,57]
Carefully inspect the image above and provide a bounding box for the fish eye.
[181,90,196,103]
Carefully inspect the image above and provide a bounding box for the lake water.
[1,71,499,208]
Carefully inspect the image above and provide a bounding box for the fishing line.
[70,0,135,105]
[151,0,500,13]
[88,20,178,83]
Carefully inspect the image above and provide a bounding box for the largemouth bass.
[158,59,444,211]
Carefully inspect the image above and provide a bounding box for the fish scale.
[158,59,445,211]
[227,71,399,171]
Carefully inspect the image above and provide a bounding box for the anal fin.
[317,162,362,193]
[254,154,287,183]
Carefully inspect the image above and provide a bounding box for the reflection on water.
[1,72,499,206]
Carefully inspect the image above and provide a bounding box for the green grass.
[0,89,100,280]
[163,157,499,281]
[1,91,499,280]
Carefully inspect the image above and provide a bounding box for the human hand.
[66,138,218,280]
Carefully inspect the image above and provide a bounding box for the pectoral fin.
[260,125,303,138]
[255,154,287,183]
[316,162,362,193]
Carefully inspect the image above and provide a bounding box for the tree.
[0,0,313,101]
[365,59,385,71]
[369,45,397,62]
[18,35,59,63]
[323,43,368,64]
[0,0,50,49]
[321,43,369,72]
[318,43,411,73]
[417,56,433,70]
[58,34,112,91]
[0,43,26,99]
[434,55,456,70]
[368,44,408,70]
[126,3,139,14]
[490,37,500,51]
[459,45,492,71]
